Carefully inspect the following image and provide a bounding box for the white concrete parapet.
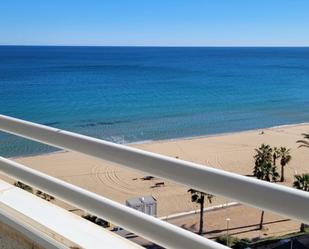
[0,180,142,249]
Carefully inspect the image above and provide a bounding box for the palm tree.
[297,133,309,148]
[188,189,214,235]
[293,173,309,231]
[273,147,280,167]
[253,144,279,182]
[254,144,273,166]
[254,161,279,182]
[293,173,309,191]
[253,162,279,230]
[279,147,292,182]
[253,144,279,229]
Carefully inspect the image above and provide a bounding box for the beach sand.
[4,123,309,238]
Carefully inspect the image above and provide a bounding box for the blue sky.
[0,0,308,46]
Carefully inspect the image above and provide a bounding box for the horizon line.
[1,44,309,48]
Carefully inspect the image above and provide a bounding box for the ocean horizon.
[1,46,309,157]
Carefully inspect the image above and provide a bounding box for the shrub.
[82,214,110,228]
[36,190,55,201]
[14,181,33,193]
[216,235,250,248]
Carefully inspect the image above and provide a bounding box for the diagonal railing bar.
[1,114,309,225]
[0,157,227,249]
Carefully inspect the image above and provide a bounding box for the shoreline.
[9,121,309,217]
[9,121,309,160]
[130,121,309,145]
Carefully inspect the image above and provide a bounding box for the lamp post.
[226,218,231,247]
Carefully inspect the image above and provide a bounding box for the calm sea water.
[1,46,309,157]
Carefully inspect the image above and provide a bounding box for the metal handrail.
[1,114,309,224]
[1,114,309,249]
[0,157,227,249]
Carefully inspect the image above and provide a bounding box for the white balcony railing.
[1,114,309,249]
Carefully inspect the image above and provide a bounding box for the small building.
[126,197,144,213]
[126,196,157,217]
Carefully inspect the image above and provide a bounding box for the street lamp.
[226,218,231,247]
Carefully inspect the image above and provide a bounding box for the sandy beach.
[3,123,309,238]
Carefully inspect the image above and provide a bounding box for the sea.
[1,46,309,157]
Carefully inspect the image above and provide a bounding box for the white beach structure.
[1,114,309,249]
[126,196,157,216]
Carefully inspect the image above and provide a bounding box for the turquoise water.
[1,46,309,157]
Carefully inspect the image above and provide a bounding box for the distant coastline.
[1,45,309,48]
[9,121,309,159]
[129,121,309,145]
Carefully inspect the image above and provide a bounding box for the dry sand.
[5,123,309,238]
[169,204,301,240]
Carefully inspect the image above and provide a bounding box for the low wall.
[0,220,45,249]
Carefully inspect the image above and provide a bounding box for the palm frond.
[298,144,309,148]
[296,140,309,145]
[293,174,309,192]
[301,133,309,139]
[297,133,309,148]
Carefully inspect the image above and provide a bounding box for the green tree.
[216,235,250,249]
[293,174,309,192]
[297,133,309,148]
[14,181,55,202]
[14,181,33,193]
[279,147,292,182]
[82,214,110,227]
[36,190,55,202]
[295,134,309,231]
[254,162,279,182]
[188,189,214,235]
[253,144,279,229]
[254,144,273,165]
[272,147,280,167]
[253,144,279,182]
[293,173,309,231]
